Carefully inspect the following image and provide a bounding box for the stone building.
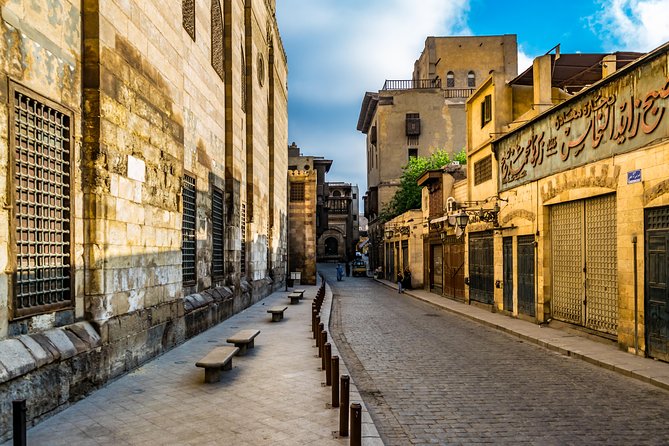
[358,35,518,271]
[318,182,360,262]
[0,0,288,438]
[287,142,331,284]
[421,41,669,361]
[488,44,669,360]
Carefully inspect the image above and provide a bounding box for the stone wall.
[0,0,288,439]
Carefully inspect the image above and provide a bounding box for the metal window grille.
[446,72,455,88]
[240,203,246,274]
[474,155,492,185]
[182,0,195,40]
[290,182,305,202]
[467,71,476,88]
[13,89,72,316]
[212,187,224,278]
[182,174,197,284]
[211,0,224,80]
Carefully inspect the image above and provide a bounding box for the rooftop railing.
[382,79,441,90]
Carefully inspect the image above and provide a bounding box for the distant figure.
[345,262,351,277]
[397,271,404,293]
[336,263,344,281]
[403,268,412,290]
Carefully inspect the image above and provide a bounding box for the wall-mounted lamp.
[385,229,394,239]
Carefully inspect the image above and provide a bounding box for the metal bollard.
[331,356,340,407]
[320,330,327,364]
[312,308,317,333]
[13,399,26,446]
[324,343,332,385]
[339,375,350,437]
[350,403,362,446]
[314,316,320,340]
[317,323,324,353]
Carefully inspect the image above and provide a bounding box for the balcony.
[382,79,441,90]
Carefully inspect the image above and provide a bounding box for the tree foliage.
[379,149,466,222]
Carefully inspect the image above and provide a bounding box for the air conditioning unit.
[451,161,460,165]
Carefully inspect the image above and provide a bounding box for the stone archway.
[325,237,338,256]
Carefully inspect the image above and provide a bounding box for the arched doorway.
[325,237,339,256]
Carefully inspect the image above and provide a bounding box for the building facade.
[491,43,669,359]
[358,35,518,271]
[318,182,360,262]
[0,0,288,438]
[287,142,332,284]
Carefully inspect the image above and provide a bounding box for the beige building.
[432,41,669,361]
[358,35,518,271]
[287,143,332,285]
[318,183,360,262]
[0,0,288,437]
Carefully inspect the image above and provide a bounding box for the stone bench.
[196,346,239,383]
[288,293,301,304]
[267,306,287,322]
[226,329,260,356]
[293,289,306,298]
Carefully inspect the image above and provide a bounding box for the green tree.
[380,149,464,221]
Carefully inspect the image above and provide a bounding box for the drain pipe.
[632,236,639,355]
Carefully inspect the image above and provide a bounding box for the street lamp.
[455,210,470,230]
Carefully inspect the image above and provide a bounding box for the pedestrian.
[403,268,412,290]
[397,271,404,293]
[336,263,344,281]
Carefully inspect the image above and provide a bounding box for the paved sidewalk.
[7,282,381,445]
[377,278,669,391]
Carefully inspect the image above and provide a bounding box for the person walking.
[336,263,344,281]
[397,271,404,293]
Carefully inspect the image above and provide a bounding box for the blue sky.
[276,0,669,198]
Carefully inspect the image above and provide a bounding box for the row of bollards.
[312,274,361,444]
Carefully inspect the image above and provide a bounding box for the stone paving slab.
[377,278,669,392]
[5,284,381,445]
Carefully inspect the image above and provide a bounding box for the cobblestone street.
[326,266,669,445]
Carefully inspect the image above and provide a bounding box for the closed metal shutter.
[585,195,618,334]
[551,201,583,325]
[551,195,617,334]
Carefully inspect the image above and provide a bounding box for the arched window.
[467,71,475,88]
[211,0,224,80]
[333,190,341,197]
[446,71,455,88]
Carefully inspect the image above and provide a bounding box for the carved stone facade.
[0,0,287,438]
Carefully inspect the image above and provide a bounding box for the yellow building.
[455,42,669,361]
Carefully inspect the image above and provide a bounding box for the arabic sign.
[495,54,669,191]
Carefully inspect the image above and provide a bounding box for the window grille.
[212,187,224,278]
[446,71,455,88]
[290,182,305,202]
[182,0,195,40]
[182,174,197,284]
[474,155,492,185]
[467,71,476,88]
[211,0,224,80]
[12,88,72,317]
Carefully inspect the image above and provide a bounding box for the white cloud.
[277,0,470,105]
[517,45,534,74]
[591,0,669,51]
